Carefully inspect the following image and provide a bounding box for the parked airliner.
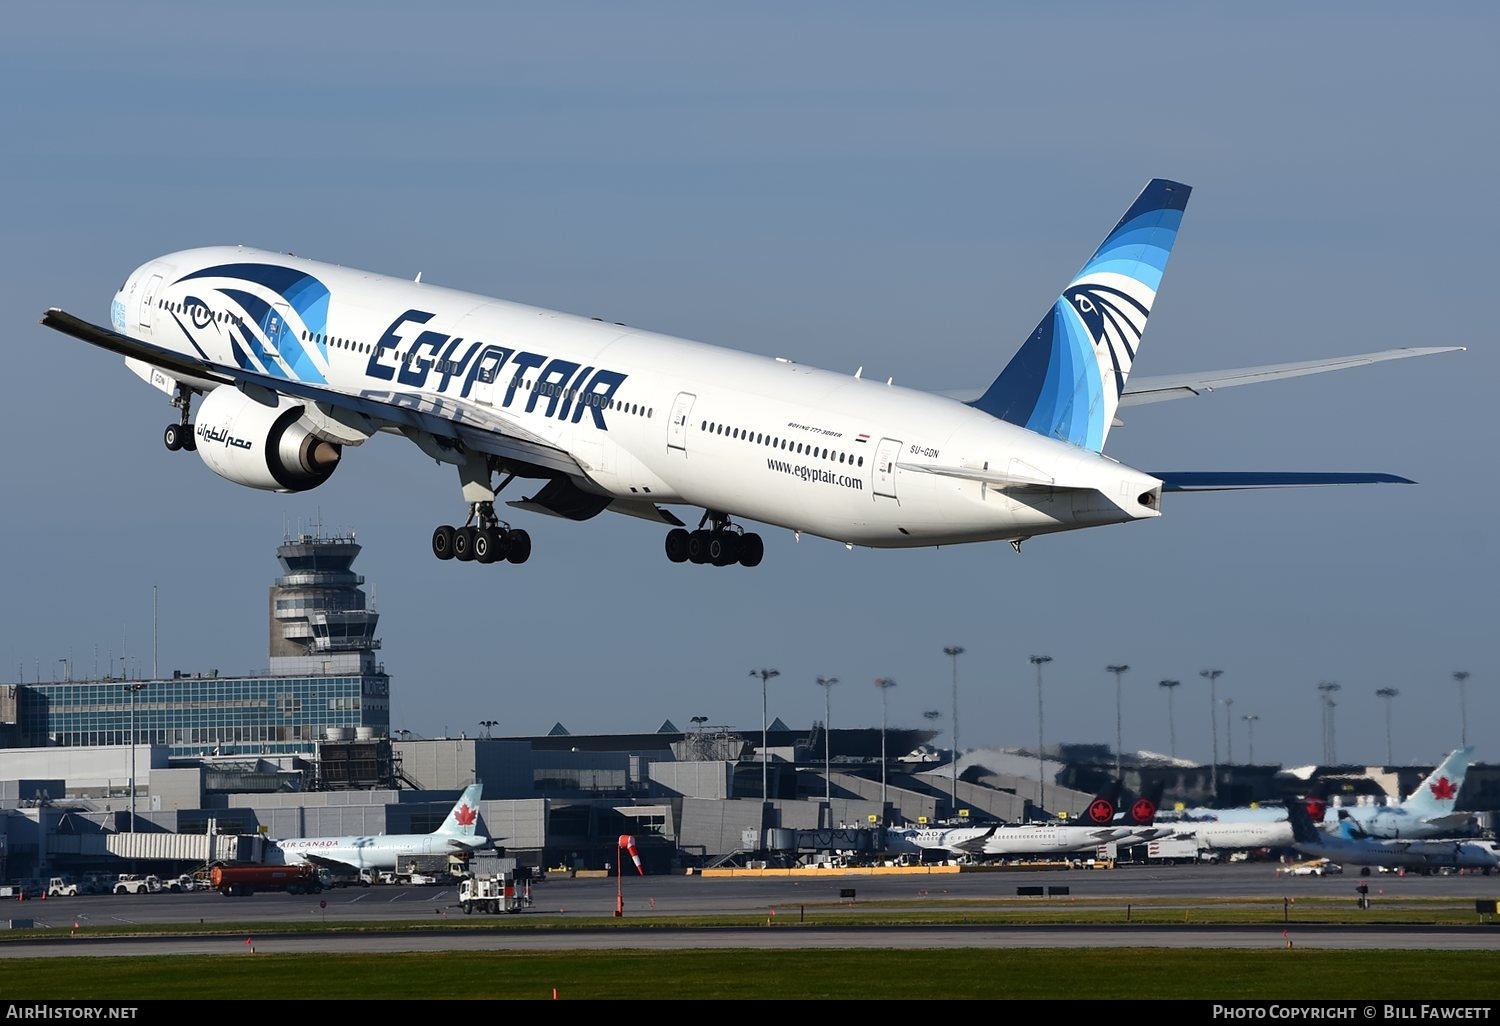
[1159,747,1475,853]
[1285,796,1498,876]
[887,780,1164,858]
[42,180,1461,567]
[265,784,488,875]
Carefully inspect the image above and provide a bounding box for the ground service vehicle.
[210,862,322,897]
[113,874,162,894]
[458,872,532,914]
[161,874,197,892]
[46,876,80,897]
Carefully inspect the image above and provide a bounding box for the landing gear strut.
[665,511,763,568]
[163,385,197,452]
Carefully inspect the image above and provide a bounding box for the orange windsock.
[619,834,644,875]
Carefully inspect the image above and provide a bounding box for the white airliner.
[41,179,1462,567]
[1160,747,1476,853]
[266,784,488,875]
[1325,746,1475,840]
[1285,796,1498,876]
[887,780,1164,858]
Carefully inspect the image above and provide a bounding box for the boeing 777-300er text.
[41,180,1463,568]
[265,783,487,875]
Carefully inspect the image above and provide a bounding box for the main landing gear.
[163,385,196,452]
[664,511,764,568]
[432,501,532,566]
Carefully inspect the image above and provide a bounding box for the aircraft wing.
[41,308,585,479]
[300,853,363,875]
[1118,347,1464,407]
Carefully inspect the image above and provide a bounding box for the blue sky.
[1,4,1492,769]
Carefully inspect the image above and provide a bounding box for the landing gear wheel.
[709,533,740,566]
[505,529,532,564]
[163,423,186,452]
[453,526,477,561]
[473,527,502,564]
[738,533,764,567]
[664,528,690,563]
[687,530,711,564]
[432,525,456,560]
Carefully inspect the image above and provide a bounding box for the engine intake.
[194,387,342,492]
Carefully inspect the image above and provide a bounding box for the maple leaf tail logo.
[1131,798,1157,823]
[454,803,477,828]
[1429,776,1457,802]
[1085,799,1114,824]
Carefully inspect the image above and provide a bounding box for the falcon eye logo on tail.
[968,178,1190,453]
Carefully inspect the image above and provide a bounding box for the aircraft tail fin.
[436,783,483,836]
[968,178,1191,452]
[1285,797,1326,845]
[1399,747,1473,818]
[1074,780,1125,825]
[1124,780,1166,826]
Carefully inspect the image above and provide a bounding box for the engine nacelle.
[194,387,342,493]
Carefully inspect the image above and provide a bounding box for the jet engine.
[193,386,342,492]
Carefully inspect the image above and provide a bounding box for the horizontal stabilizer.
[1153,472,1414,492]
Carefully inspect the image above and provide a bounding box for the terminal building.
[1,532,1494,882]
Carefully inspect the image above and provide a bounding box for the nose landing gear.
[163,385,197,452]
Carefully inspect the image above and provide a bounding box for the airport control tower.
[269,529,382,676]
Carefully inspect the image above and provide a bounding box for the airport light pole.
[125,682,146,833]
[1030,655,1053,813]
[1241,713,1259,764]
[943,646,964,818]
[1106,664,1129,780]
[478,719,498,740]
[1375,688,1399,764]
[1317,681,1341,763]
[749,668,780,806]
[874,678,897,818]
[1222,696,1235,766]
[1200,669,1223,798]
[1452,671,1470,748]
[1158,680,1180,758]
[815,676,839,810]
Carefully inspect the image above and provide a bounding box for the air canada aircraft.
[886,780,1164,858]
[41,180,1463,568]
[265,783,488,875]
[1284,794,1498,876]
[1325,746,1475,840]
[1160,746,1476,853]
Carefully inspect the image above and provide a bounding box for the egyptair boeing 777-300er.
[265,783,488,875]
[41,180,1463,568]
